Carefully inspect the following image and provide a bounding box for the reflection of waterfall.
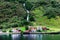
[12,34,21,40]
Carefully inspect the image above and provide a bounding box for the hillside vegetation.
[0,0,26,28]
[32,6,60,27]
[0,0,60,29]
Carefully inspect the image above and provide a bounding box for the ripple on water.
[0,34,60,40]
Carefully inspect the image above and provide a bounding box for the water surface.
[0,34,60,40]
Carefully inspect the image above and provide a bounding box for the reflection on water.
[23,34,43,40]
[0,34,60,40]
[12,34,21,40]
[0,34,12,40]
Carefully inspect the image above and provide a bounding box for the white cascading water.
[26,10,29,22]
[23,3,25,7]
[23,3,30,22]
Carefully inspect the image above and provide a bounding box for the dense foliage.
[0,0,26,28]
[0,0,60,28]
[31,0,60,27]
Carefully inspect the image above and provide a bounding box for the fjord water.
[0,34,60,40]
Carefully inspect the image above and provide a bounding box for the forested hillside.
[30,0,60,27]
[0,0,60,29]
[0,0,26,28]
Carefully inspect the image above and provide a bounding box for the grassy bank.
[2,27,26,32]
[1,26,60,33]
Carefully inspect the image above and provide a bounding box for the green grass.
[2,26,60,33]
[2,27,26,32]
[18,27,25,32]
[31,6,60,28]
[27,0,40,3]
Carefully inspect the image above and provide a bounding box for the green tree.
[0,1,26,28]
[42,0,60,19]
[25,2,33,11]
[18,0,26,3]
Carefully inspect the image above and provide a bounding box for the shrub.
[2,29,6,32]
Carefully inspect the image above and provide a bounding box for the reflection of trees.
[6,34,12,40]
[0,34,12,40]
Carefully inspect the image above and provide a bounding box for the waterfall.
[23,3,25,7]
[23,3,30,22]
[26,10,29,22]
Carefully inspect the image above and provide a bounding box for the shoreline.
[23,32,60,34]
[0,31,60,35]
